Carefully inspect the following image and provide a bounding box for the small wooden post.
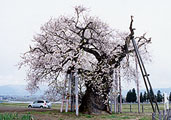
[130,104,132,112]
[142,103,144,113]
[118,104,120,113]
[75,72,79,116]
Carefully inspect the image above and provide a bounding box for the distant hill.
[0,85,171,97]
[0,85,47,96]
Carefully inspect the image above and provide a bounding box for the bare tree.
[19,7,151,114]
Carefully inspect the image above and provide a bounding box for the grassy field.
[0,103,28,108]
[54,103,167,113]
[0,111,152,120]
[0,102,167,112]
[0,102,167,120]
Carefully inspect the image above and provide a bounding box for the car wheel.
[28,105,32,108]
[40,106,43,109]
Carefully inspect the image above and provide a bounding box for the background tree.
[146,91,150,102]
[169,92,171,102]
[126,90,132,103]
[156,90,163,102]
[149,89,155,102]
[118,95,123,103]
[143,91,147,102]
[140,92,144,103]
[132,88,137,103]
[126,88,137,103]
[19,6,151,114]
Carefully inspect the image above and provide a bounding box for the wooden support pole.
[135,56,140,113]
[114,69,118,113]
[65,74,69,112]
[69,73,72,112]
[110,91,113,113]
[118,67,122,113]
[75,72,79,116]
[71,72,75,112]
[60,95,64,112]
[61,74,68,113]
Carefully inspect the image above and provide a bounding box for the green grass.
[0,111,152,120]
[139,116,151,120]
[0,102,166,113]
[120,103,166,113]
[0,103,28,108]
[0,102,163,119]
[0,113,33,120]
[20,110,151,120]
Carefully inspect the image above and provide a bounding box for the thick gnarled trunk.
[79,87,110,114]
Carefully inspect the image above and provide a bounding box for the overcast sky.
[0,0,171,90]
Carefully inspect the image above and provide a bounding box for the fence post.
[130,103,132,112]
[118,104,120,113]
[152,112,156,120]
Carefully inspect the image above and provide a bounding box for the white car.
[28,100,51,109]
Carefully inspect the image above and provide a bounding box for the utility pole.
[135,56,140,113]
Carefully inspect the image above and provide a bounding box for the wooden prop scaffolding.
[60,67,79,116]
[110,17,160,113]
[129,16,160,113]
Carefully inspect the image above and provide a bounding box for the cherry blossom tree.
[19,6,151,114]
